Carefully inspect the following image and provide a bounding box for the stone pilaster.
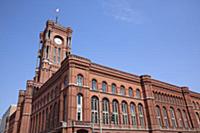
[181,87,199,129]
[140,75,160,132]
[18,80,34,133]
[12,90,25,133]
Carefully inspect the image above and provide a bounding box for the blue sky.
[0,0,200,117]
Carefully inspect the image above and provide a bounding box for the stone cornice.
[46,20,73,34]
[151,79,182,93]
[33,53,200,100]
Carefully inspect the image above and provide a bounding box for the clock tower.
[34,20,72,83]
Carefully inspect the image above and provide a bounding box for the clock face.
[54,37,62,45]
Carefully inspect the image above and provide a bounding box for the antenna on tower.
[55,8,60,23]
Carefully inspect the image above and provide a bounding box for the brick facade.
[5,20,200,133]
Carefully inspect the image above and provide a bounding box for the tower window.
[67,36,72,47]
[58,48,61,64]
[77,94,83,121]
[48,30,51,38]
[53,47,57,63]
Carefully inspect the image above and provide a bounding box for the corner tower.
[35,20,72,83]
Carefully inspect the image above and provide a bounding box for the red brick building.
[5,20,200,133]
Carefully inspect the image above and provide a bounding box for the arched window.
[158,93,161,101]
[138,104,145,128]
[196,112,200,127]
[128,87,133,97]
[170,107,177,128]
[112,100,119,124]
[112,83,117,94]
[102,81,107,92]
[120,85,125,95]
[91,96,99,123]
[156,106,162,128]
[154,93,157,100]
[162,107,169,128]
[182,110,189,128]
[122,101,128,125]
[177,109,183,128]
[102,98,109,124]
[92,79,97,90]
[197,102,199,110]
[193,101,196,109]
[130,103,137,127]
[136,89,141,98]
[77,74,83,86]
[77,94,83,121]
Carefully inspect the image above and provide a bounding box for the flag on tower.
[55,8,60,23]
[56,8,60,13]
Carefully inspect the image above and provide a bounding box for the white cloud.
[102,0,144,24]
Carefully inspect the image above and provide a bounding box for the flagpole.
[55,8,59,23]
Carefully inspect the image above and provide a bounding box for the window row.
[32,87,59,112]
[156,105,190,129]
[193,101,200,110]
[43,46,61,64]
[154,92,184,105]
[31,102,59,133]
[76,94,146,128]
[76,74,142,98]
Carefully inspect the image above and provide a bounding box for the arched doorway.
[77,129,88,133]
